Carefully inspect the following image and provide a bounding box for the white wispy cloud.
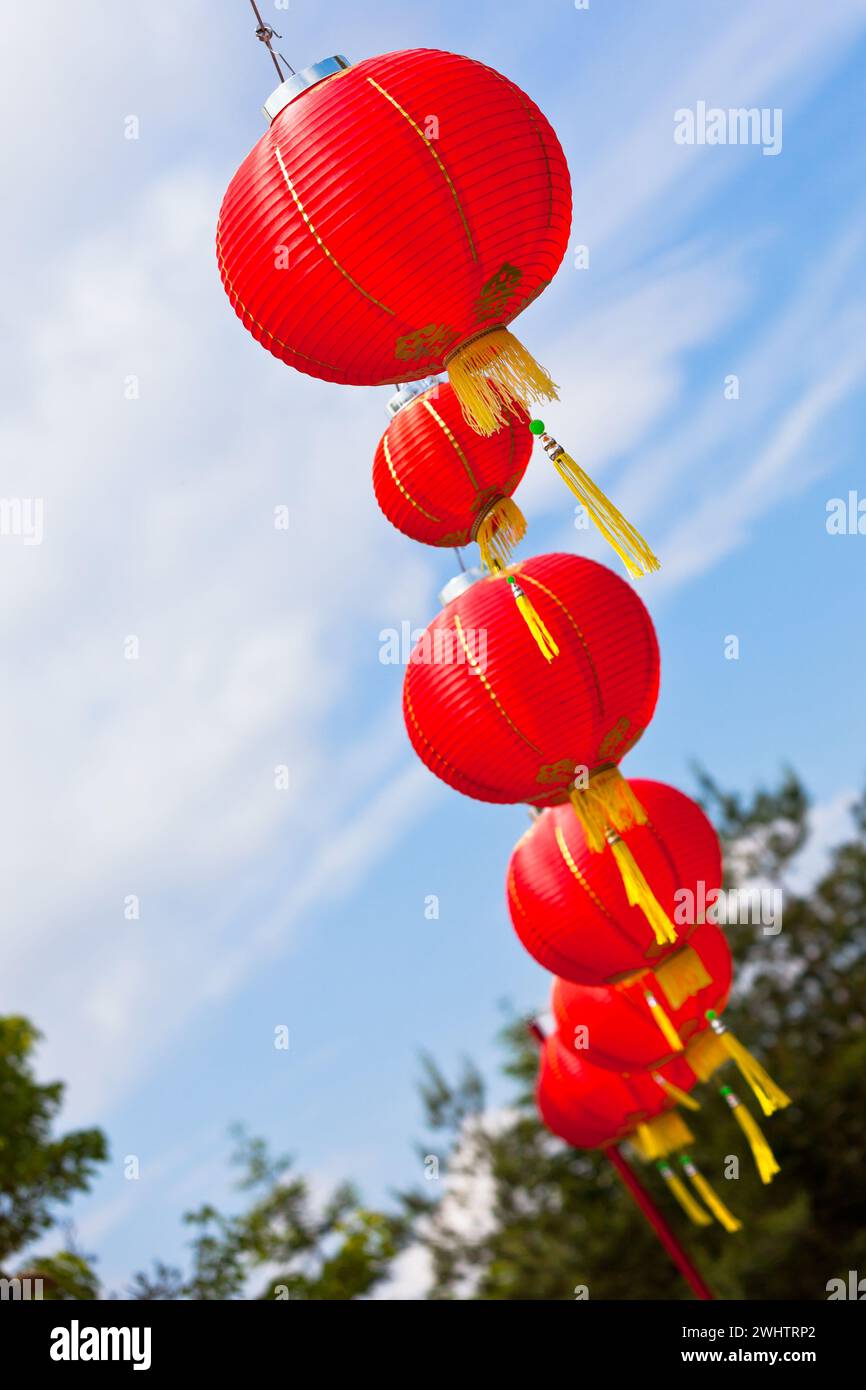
[0,164,439,1122]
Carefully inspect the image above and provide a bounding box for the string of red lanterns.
[218,32,791,1298]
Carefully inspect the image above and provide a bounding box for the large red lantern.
[507,779,722,981]
[536,1031,743,1230]
[403,551,668,928]
[550,921,733,1073]
[536,1031,696,1151]
[373,378,531,569]
[403,552,659,808]
[217,49,570,433]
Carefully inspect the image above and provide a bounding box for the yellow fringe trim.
[680,1158,742,1233]
[655,945,712,1010]
[540,433,660,579]
[706,1013,791,1117]
[722,1088,780,1185]
[568,766,649,854]
[657,1161,712,1226]
[653,1071,700,1111]
[446,327,558,436]
[632,1110,694,1161]
[502,573,559,662]
[475,496,526,572]
[643,989,684,1053]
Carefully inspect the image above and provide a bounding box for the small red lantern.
[550,921,733,1073]
[373,378,531,569]
[507,780,723,982]
[217,49,570,433]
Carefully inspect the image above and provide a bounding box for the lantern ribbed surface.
[216,49,571,386]
[507,780,723,984]
[550,922,733,1074]
[403,553,660,806]
[372,381,531,547]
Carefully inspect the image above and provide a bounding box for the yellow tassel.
[706,1012,791,1117]
[683,1029,728,1083]
[721,1087,780,1185]
[609,833,679,947]
[655,946,712,1010]
[568,766,649,854]
[657,1161,712,1226]
[504,573,559,662]
[474,496,527,572]
[680,1157,742,1233]
[643,989,684,1052]
[565,769,677,945]
[632,1110,694,1161]
[445,327,558,436]
[539,433,660,579]
[652,1071,700,1111]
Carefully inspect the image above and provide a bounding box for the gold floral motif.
[598,718,633,759]
[474,262,523,321]
[536,758,576,785]
[395,323,459,363]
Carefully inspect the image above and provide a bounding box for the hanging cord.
[248,0,295,81]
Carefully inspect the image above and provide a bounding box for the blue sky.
[2,0,865,1294]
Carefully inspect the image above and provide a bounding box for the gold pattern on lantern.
[474,262,524,320]
[366,76,479,264]
[395,323,459,363]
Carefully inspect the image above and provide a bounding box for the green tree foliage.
[403,771,866,1299]
[0,1017,107,1298]
[131,1127,407,1300]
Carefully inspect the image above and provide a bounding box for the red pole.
[606,1144,714,1300]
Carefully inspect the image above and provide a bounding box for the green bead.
[529,418,545,435]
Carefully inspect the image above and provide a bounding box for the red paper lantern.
[373,378,532,569]
[536,1033,747,1226]
[403,552,659,810]
[550,921,733,1074]
[507,779,723,985]
[536,1031,696,1150]
[217,49,570,434]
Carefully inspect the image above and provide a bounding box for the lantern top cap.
[438,568,483,607]
[386,376,441,418]
[263,56,351,123]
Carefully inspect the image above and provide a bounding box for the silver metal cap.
[386,376,441,419]
[438,568,483,608]
[263,56,351,123]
